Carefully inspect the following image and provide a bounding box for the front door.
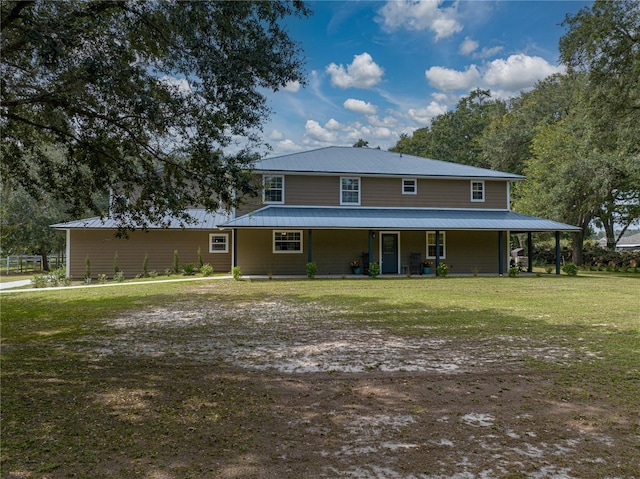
[381,233,399,274]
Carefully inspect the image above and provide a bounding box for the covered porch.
[222,206,580,276]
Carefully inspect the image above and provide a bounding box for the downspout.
[66,229,71,277]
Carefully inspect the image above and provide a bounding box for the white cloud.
[275,139,302,152]
[459,37,478,56]
[326,52,384,89]
[343,98,378,115]
[425,65,482,91]
[325,118,342,131]
[408,100,449,125]
[269,129,285,141]
[475,45,504,59]
[283,80,301,93]
[378,0,463,41]
[483,54,564,91]
[304,120,338,143]
[425,54,564,94]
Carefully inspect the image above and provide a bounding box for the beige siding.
[235,228,506,275]
[68,230,231,278]
[237,174,509,214]
[236,229,378,275]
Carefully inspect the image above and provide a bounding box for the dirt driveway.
[70,297,638,479]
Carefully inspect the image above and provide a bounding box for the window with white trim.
[471,180,485,202]
[426,231,446,259]
[341,177,360,205]
[273,230,303,253]
[263,175,284,204]
[209,234,228,253]
[402,178,417,195]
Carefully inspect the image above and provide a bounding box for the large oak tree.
[1,0,308,230]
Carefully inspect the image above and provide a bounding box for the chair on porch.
[409,252,422,275]
[361,252,370,275]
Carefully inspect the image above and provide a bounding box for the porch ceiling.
[221,206,581,232]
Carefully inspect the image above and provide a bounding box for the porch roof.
[222,206,580,232]
[52,209,231,230]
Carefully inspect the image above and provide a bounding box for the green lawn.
[2,273,639,478]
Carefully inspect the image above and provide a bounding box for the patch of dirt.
[71,299,638,478]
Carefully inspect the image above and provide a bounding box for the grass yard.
[1,273,639,478]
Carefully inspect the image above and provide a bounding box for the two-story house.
[53,147,579,277]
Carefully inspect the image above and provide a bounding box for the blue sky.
[260,0,592,155]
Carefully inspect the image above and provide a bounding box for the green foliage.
[436,263,448,277]
[200,264,214,277]
[97,274,108,284]
[173,250,180,274]
[508,267,520,278]
[232,266,243,281]
[562,262,579,277]
[0,184,69,269]
[1,1,309,230]
[31,267,71,288]
[391,89,507,169]
[182,264,196,276]
[113,252,120,275]
[197,247,203,269]
[306,262,317,278]
[368,262,380,278]
[560,0,640,158]
[113,271,125,282]
[84,255,91,280]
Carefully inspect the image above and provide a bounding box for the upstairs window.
[402,178,417,195]
[273,230,302,253]
[341,177,360,205]
[263,175,284,204]
[471,180,485,202]
[426,231,446,259]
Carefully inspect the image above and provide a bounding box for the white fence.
[2,255,43,274]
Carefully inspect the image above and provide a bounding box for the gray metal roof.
[52,209,231,230]
[254,146,524,180]
[222,206,580,232]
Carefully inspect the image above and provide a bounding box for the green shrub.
[200,264,214,276]
[113,251,120,275]
[182,263,196,276]
[148,270,158,278]
[306,262,317,278]
[436,262,448,277]
[97,273,108,283]
[545,265,553,274]
[85,255,91,280]
[369,262,380,278]
[562,262,579,276]
[173,250,180,274]
[142,253,149,277]
[31,274,48,288]
[114,271,125,282]
[508,267,520,277]
[197,247,203,269]
[232,266,243,281]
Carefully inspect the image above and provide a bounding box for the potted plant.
[421,260,433,274]
[350,259,361,275]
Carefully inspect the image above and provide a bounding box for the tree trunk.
[572,230,584,266]
[39,249,49,271]
[602,217,617,251]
